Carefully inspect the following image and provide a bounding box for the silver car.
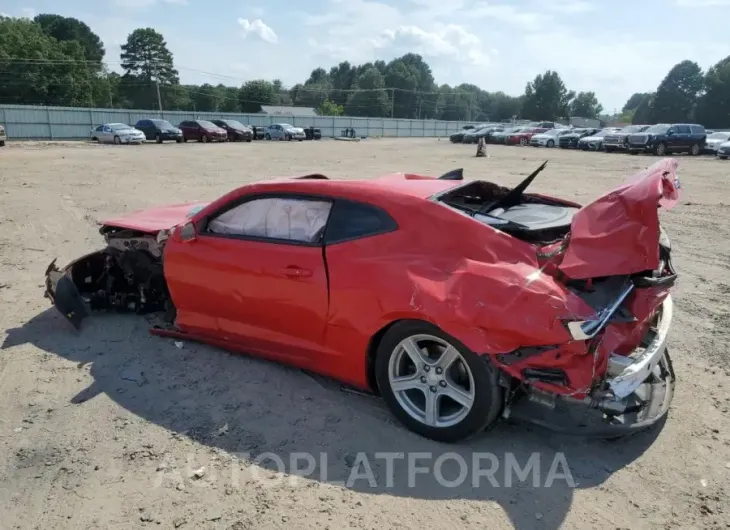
[91,123,146,145]
[704,131,730,154]
[264,123,306,141]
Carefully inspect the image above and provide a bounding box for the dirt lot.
[0,138,729,530]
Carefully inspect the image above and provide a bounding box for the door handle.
[281,266,312,279]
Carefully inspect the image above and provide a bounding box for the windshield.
[110,123,132,131]
[223,120,246,129]
[197,120,216,129]
[645,124,670,134]
[591,129,612,138]
[708,132,730,140]
[504,127,523,134]
[279,123,293,128]
[152,120,174,129]
[620,125,644,133]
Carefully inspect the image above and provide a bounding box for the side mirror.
[180,221,197,242]
[667,130,674,136]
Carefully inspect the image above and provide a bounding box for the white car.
[91,123,146,145]
[704,131,730,154]
[265,123,306,141]
[578,128,621,151]
[529,129,571,148]
[717,141,730,160]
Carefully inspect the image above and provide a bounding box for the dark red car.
[44,159,680,442]
[178,119,227,143]
[505,127,549,146]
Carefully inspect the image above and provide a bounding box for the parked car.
[251,126,266,140]
[304,126,322,140]
[265,123,306,141]
[528,121,561,129]
[717,141,730,160]
[704,131,730,154]
[602,125,650,153]
[558,128,599,149]
[178,120,227,143]
[463,125,504,144]
[529,128,572,148]
[489,127,524,144]
[505,127,548,146]
[450,124,491,143]
[43,159,681,442]
[211,120,253,142]
[577,128,621,151]
[134,119,183,143]
[0,123,6,146]
[91,123,146,145]
[627,123,706,156]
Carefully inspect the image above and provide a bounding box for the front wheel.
[265,133,271,141]
[375,321,504,443]
[201,135,209,143]
[546,139,554,148]
[719,155,728,160]
[156,133,162,144]
[113,136,121,145]
[605,147,614,153]
[519,137,528,146]
[286,134,292,141]
[176,138,182,143]
[654,142,666,156]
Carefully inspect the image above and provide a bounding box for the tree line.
[1,14,728,126]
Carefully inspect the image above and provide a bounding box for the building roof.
[260,105,318,117]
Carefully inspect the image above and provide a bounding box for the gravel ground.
[0,138,729,530]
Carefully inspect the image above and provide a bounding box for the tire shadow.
[3,308,667,530]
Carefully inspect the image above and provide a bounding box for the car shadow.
[3,308,667,530]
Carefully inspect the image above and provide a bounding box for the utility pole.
[155,78,163,114]
[390,88,395,118]
[107,76,113,108]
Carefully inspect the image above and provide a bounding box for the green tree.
[649,60,704,123]
[622,92,651,113]
[120,28,179,83]
[189,82,220,111]
[345,67,390,117]
[521,70,574,120]
[217,84,240,112]
[569,91,603,119]
[632,93,654,124]
[317,98,344,116]
[328,61,357,106]
[695,56,730,128]
[238,79,277,112]
[0,17,94,106]
[489,92,522,122]
[33,14,104,68]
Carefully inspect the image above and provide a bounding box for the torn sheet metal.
[100,201,209,234]
[558,158,680,279]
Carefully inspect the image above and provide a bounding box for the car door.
[99,125,113,143]
[163,194,332,362]
[668,125,689,151]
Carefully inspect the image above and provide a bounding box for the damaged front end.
[44,227,173,329]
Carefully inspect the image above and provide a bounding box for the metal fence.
[0,104,468,140]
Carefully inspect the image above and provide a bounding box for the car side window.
[690,125,705,134]
[95,125,104,132]
[675,125,690,134]
[324,199,398,244]
[207,197,333,244]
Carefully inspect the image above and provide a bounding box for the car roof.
[236,173,460,203]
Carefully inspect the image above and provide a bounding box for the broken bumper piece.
[507,296,675,437]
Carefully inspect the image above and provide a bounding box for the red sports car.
[44,159,681,442]
[505,127,549,146]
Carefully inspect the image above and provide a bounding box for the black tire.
[654,142,666,156]
[176,138,182,143]
[91,137,97,142]
[374,320,504,443]
[183,137,188,143]
[605,147,614,153]
[246,138,252,143]
[719,156,728,160]
[156,133,162,144]
[113,136,121,145]
[690,143,700,156]
[0,140,5,147]
[519,137,527,146]
[546,139,555,148]
[286,134,292,141]
[630,151,639,155]
[265,133,271,141]
[201,135,209,143]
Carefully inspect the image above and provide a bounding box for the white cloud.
[377,24,490,66]
[238,18,278,44]
[676,0,730,5]
[470,2,549,31]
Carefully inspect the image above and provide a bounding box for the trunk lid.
[557,158,680,279]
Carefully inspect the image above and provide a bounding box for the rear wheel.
[690,143,700,156]
[375,321,503,443]
[265,133,271,140]
[156,133,162,144]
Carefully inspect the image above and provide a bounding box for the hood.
[285,126,304,132]
[531,133,553,140]
[720,141,730,148]
[100,201,210,234]
[557,158,680,279]
[706,138,727,144]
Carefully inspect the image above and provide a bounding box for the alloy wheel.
[387,334,475,428]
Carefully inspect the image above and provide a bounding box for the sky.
[2,0,729,112]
